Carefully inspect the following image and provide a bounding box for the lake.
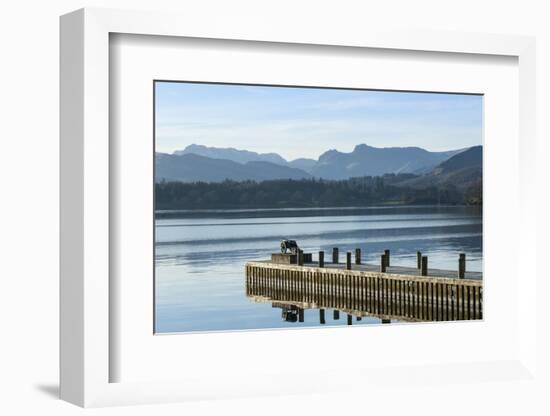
[155,205,482,333]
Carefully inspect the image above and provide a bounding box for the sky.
[155,81,483,161]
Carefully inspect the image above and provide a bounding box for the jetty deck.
[251,259,482,281]
[245,251,483,323]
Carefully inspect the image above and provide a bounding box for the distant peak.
[183,143,205,151]
[353,144,373,152]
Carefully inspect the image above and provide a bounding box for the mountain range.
[156,143,477,183]
[310,144,464,179]
[394,145,483,191]
[174,144,290,166]
[156,152,312,183]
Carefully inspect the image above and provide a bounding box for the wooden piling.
[332,247,339,264]
[417,251,422,269]
[333,310,340,320]
[318,251,325,268]
[421,256,428,276]
[347,314,352,325]
[298,308,304,322]
[298,249,304,266]
[320,309,326,324]
[380,254,387,272]
[384,249,390,267]
[346,252,352,270]
[355,248,361,265]
[458,253,466,279]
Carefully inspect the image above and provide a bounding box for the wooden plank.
[245,261,482,286]
[473,285,477,319]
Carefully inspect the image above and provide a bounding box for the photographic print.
[154,82,483,333]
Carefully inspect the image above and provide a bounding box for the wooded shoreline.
[155,175,482,210]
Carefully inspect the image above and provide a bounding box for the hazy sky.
[155,81,483,161]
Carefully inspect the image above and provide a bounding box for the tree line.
[155,174,482,210]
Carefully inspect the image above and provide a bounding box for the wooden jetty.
[245,250,482,323]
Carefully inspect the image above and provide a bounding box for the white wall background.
[0,0,548,414]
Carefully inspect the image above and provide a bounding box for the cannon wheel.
[281,245,286,253]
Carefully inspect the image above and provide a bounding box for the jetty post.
[417,251,422,269]
[355,248,361,265]
[332,247,339,264]
[458,253,466,279]
[333,310,340,320]
[421,256,428,276]
[384,249,390,267]
[380,254,387,272]
[346,252,352,270]
[347,314,353,325]
[320,309,326,324]
[298,249,304,266]
[298,308,304,322]
[319,251,325,268]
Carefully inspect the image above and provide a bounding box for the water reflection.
[155,206,483,333]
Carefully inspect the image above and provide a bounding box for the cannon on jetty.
[280,239,299,254]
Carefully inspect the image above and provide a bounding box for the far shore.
[154,204,482,219]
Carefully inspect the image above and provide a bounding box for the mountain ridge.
[156,152,312,183]
[157,143,478,183]
[393,145,482,200]
[174,144,288,166]
[167,143,468,176]
[312,144,466,178]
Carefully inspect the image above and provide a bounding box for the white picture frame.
[60,7,537,407]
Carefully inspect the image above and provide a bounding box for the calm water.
[155,205,482,333]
